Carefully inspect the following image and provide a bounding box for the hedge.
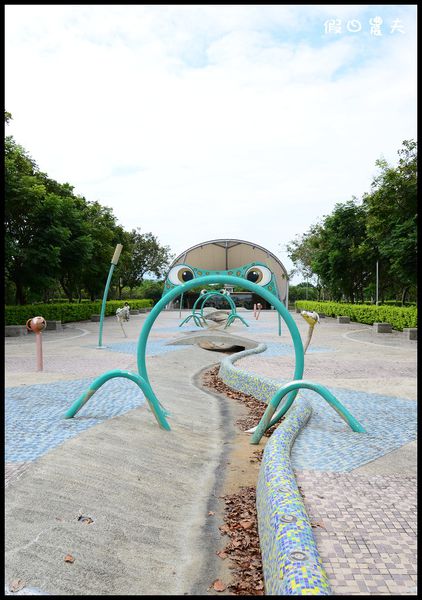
[5,299,154,326]
[295,300,417,331]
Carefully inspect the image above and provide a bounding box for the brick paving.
[295,470,417,595]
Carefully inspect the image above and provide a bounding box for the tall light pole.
[97,244,123,348]
[375,260,379,305]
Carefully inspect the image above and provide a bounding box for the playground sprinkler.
[300,310,320,353]
[116,303,130,338]
[97,243,123,349]
[245,309,320,434]
[26,316,47,371]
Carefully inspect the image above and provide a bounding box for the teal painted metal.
[250,379,366,445]
[98,263,116,347]
[64,369,171,429]
[225,312,249,328]
[198,292,236,315]
[179,312,206,328]
[137,275,305,414]
[179,290,240,329]
[65,273,364,441]
[198,291,250,329]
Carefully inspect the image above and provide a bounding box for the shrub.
[295,300,417,331]
[4,299,154,326]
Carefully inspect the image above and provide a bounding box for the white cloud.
[5,5,417,281]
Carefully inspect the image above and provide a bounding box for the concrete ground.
[4,308,417,595]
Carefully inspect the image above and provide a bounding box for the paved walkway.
[5,309,417,595]
[5,312,234,595]
[235,311,417,596]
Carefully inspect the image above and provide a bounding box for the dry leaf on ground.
[202,366,267,595]
[212,579,227,592]
[9,579,25,593]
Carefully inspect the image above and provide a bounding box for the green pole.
[97,244,123,349]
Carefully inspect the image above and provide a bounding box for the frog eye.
[167,264,195,285]
[245,265,272,286]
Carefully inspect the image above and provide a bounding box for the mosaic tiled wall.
[218,344,284,403]
[220,347,331,594]
[256,398,331,595]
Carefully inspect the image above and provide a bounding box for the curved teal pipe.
[137,276,304,415]
[250,379,366,444]
[64,369,171,430]
[198,292,237,317]
[179,313,206,328]
[225,313,249,328]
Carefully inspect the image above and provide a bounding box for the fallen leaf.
[9,579,25,593]
[78,515,93,524]
[212,579,226,592]
[208,511,215,516]
[239,520,254,529]
[216,550,228,559]
[64,554,75,563]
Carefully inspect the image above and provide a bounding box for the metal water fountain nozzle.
[26,316,47,333]
[26,316,47,371]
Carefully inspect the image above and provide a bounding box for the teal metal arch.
[250,379,366,444]
[198,291,249,328]
[179,291,234,328]
[64,275,365,442]
[198,291,236,315]
[179,290,249,329]
[64,369,170,428]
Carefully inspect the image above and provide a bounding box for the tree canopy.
[286,140,417,304]
[5,111,173,304]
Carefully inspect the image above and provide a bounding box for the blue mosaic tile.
[290,387,417,472]
[258,342,331,357]
[106,340,190,356]
[219,351,417,472]
[5,377,146,462]
[256,398,331,595]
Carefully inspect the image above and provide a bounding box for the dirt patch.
[201,366,282,595]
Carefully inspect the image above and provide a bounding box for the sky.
[5,4,417,283]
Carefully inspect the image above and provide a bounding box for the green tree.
[363,140,417,304]
[286,224,324,298]
[78,201,123,301]
[287,200,374,303]
[118,228,173,296]
[5,112,175,305]
[132,279,165,303]
[314,199,375,302]
[4,136,66,303]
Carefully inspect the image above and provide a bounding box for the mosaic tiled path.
[5,335,191,476]
[294,470,417,595]
[5,377,151,463]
